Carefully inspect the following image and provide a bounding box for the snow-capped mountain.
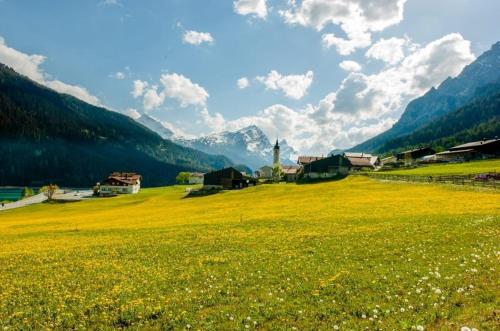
[176,125,297,170]
[135,113,174,140]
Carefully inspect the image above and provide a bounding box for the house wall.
[100,183,140,195]
[189,177,203,184]
[304,166,348,179]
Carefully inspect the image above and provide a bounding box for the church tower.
[273,139,280,166]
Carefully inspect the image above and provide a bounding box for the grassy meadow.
[0,177,499,330]
[380,159,500,176]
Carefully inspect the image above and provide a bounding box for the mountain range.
[350,42,500,154]
[176,126,297,170]
[0,63,232,187]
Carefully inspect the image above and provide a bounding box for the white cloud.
[256,70,314,100]
[131,80,148,98]
[124,108,141,120]
[339,60,362,72]
[233,0,268,19]
[365,37,412,65]
[196,33,475,154]
[237,77,250,89]
[110,71,125,80]
[182,30,215,46]
[282,0,407,55]
[160,73,209,107]
[321,31,371,55]
[0,37,101,106]
[143,87,165,111]
[133,73,209,111]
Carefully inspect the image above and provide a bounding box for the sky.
[0,0,499,155]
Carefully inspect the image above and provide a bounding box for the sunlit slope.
[0,177,499,330]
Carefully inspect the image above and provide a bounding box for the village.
[92,137,500,197]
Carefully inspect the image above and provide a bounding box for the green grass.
[380,159,500,176]
[0,177,498,330]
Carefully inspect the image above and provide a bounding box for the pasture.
[381,159,500,176]
[0,177,498,330]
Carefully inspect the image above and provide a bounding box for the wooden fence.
[361,172,499,189]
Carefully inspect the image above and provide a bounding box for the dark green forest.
[0,64,232,187]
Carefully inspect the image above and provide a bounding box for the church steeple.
[273,138,280,166]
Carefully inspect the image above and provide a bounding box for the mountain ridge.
[350,41,500,153]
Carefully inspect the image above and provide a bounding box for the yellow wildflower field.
[0,177,498,330]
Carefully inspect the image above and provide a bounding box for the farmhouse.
[282,165,300,182]
[99,172,141,196]
[397,147,436,165]
[301,155,351,179]
[188,172,204,184]
[203,167,257,190]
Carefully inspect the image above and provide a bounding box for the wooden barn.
[397,147,436,165]
[203,167,257,190]
[302,155,351,179]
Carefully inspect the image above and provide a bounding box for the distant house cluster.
[254,141,352,183]
[381,138,500,167]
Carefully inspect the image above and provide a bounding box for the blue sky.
[0,0,499,154]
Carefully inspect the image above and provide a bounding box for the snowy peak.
[176,125,297,170]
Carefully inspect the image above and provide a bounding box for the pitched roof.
[282,165,300,174]
[449,138,500,150]
[344,152,373,158]
[297,156,325,165]
[104,172,141,185]
[346,156,374,168]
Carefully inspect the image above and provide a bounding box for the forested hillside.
[0,64,232,187]
[376,83,500,154]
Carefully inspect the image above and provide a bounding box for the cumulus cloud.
[339,60,362,72]
[282,0,408,55]
[124,108,141,120]
[322,31,372,55]
[131,80,148,98]
[237,77,250,89]
[233,0,268,19]
[196,33,474,154]
[160,73,209,107]
[132,73,209,110]
[365,37,413,65]
[256,70,314,100]
[0,37,101,106]
[183,30,214,46]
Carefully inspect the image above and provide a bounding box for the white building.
[188,172,204,184]
[99,172,141,196]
